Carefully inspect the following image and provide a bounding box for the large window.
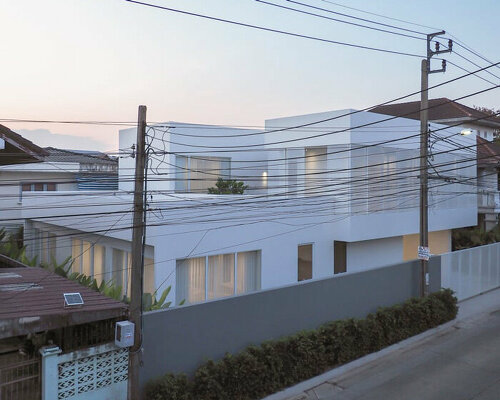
[34,229,56,264]
[305,147,327,195]
[70,240,155,297]
[72,239,105,283]
[175,155,230,193]
[298,244,313,281]
[176,250,261,305]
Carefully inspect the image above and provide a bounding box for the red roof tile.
[371,98,500,128]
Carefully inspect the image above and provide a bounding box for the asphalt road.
[295,306,500,400]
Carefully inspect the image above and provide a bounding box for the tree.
[473,105,500,140]
[208,178,248,194]
[473,105,500,116]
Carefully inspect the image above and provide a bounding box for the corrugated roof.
[44,147,117,165]
[371,98,500,128]
[0,266,128,339]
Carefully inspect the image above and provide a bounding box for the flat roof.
[0,266,128,339]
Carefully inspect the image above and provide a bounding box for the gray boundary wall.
[140,257,441,387]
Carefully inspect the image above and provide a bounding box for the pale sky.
[1,0,499,151]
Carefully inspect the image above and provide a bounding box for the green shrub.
[144,373,192,400]
[145,289,457,400]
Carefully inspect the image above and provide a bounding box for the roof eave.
[0,307,128,339]
[432,117,500,129]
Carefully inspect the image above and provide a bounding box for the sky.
[1,0,498,151]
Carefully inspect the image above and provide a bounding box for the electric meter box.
[115,321,135,348]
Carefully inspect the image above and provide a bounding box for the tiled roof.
[477,136,500,168]
[0,266,127,339]
[44,147,117,165]
[371,98,500,128]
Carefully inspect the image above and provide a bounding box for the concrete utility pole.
[419,32,452,297]
[128,105,147,399]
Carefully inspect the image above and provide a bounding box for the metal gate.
[0,352,41,400]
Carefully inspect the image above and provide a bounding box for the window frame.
[297,243,313,281]
[174,155,231,193]
[176,249,261,304]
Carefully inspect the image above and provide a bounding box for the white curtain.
[41,231,48,264]
[237,251,261,294]
[207,254,235,299]
[93,245,105,285]
[112,248,125,291]
[71,239,82,274]
[82,241,92,277]
[144,257,155,295]
[48,233,56,263]
[176,257,206,305]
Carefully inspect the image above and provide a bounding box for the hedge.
[145,289,458,400]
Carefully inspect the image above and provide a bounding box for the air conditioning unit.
[115,321,135,348]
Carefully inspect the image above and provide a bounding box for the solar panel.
[64,292,84,306]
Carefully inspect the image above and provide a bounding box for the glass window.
[236,251,261,294]
[176,257,206,305]
[175,155,188,192]
[334,241,347,274]
[81,241,92,277]
[93,245,106,285]
[176,251,261,305]
[48,233,56,263]
[112,248,125,292]
[175,155,230,193]
[40,232,48,264]
[71,239,82,274]
[305,147,327,195]
[144,257,155,295]
[46,183,56,191]
[34,183,44,191]
[22,183,32,192]
[298,244,313,281]
[208,254,235,299]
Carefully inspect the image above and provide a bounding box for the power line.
[123,0,423,58]
[285,0,429,35]
[316,0,441,31]
[254,0,426,40]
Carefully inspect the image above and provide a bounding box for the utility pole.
[128,105,147,399]
[419,32,452,297]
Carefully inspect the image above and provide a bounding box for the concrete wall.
[139,257,441,387]
[402,230,452,261]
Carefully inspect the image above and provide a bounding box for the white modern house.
[373,98,500,230]
[21,108,477,305]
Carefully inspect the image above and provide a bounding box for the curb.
[262,318,458,400]
[263,289,500,400]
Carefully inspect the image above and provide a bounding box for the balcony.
[478,189,500,213]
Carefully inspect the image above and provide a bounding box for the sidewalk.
[264,288,500,400]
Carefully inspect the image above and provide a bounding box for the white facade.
[0,162,79,231]
[22,110,477,305]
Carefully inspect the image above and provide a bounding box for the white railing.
[441,242,500,301]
